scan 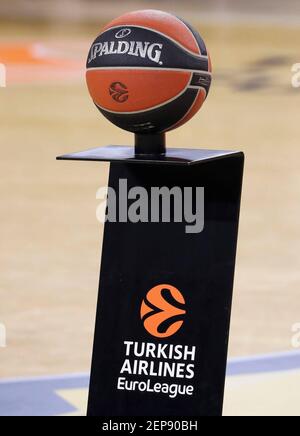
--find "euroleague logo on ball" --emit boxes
[109,82,129,103]
[140,284,186,338]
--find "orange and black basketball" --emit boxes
[86,9,212,134]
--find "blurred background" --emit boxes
[0,0,300,415]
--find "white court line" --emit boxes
[87,67,211,76]
[229,349,300,364]
[0,372,89,385]
[1,350,300,385]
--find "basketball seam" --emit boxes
[174,16,201,56]
[87,67,212,76]
[164,87,207,132]
[176,17,207,57]
[98,25,208,60]
[93,78,193,115]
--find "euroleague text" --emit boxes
[117,341,197,399]
[96,180,205,234]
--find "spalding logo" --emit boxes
[140,284,186,338]
[115,28,132,39]
[109,82,129,103]
[88,41,163,65]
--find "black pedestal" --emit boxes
[57,146,244,417]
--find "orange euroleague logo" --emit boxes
[140,284,186,338]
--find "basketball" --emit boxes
[86,9,212,134]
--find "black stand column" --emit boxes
[57,146,244,417]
